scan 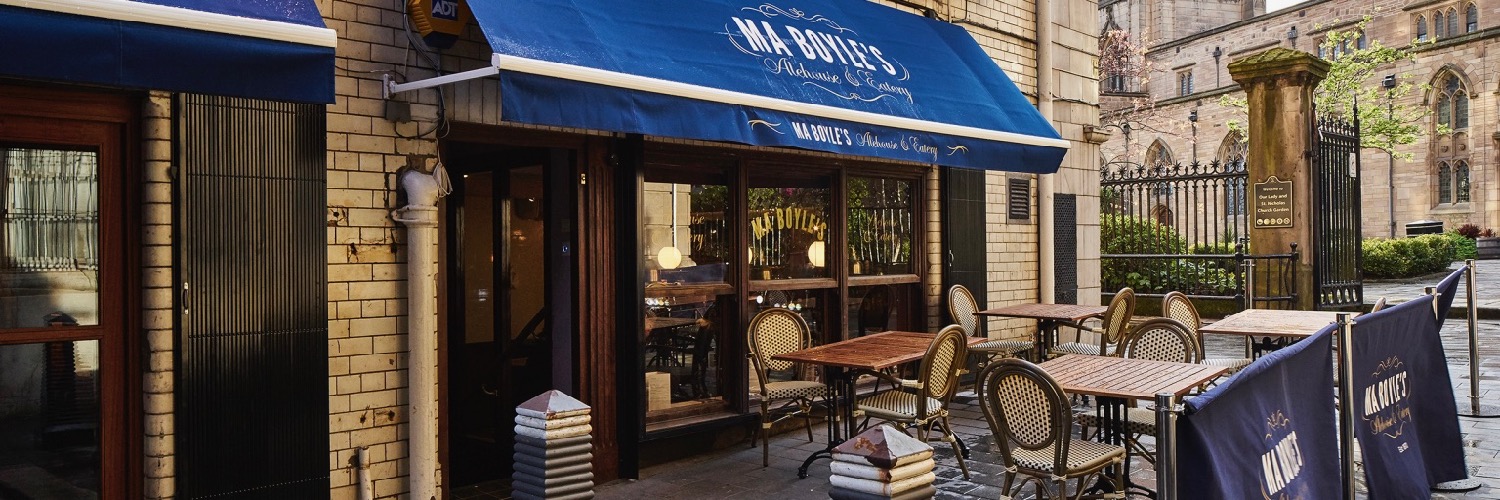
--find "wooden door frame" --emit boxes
[0,83,142,499]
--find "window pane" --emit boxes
[1467,4,1478,32]
[1436,12,1447,37]
[1,147,100,329]
[848,177,914,276]
[1457,162,1471,202]
[1437,95,1451,128]
[1418,17,1428,40]
[1455,93,1469,129]
[643,294,727,418]
[644,174,730,285]
[1449,9,1459,36]
[847,284,918,339]
[0,340,101,495]
[1439,162,1453,204]
[749,181,830,280]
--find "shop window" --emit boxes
[642,167,734,425]
[1,147,100,327]
[847,176,913,276]
[748,177,831,281]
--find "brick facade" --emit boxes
[1102,0,1500,237]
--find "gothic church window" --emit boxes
[1466,3,1478,32]
[1178,70,1194,96]
[1417,16,1428,41]
[1217,132,1248,215]
[1436,11,1447,38]
[1448,8,1460,36]
[1432,71,1471,206]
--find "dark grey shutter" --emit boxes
[942,167,986,331]
[1008,177,1030,221]
[1054,194,1078,304]
[177,95,328,498]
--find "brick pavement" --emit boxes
[596,317,1500,499]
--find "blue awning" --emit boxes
[466,0,1068,171]
[0,0,335,103]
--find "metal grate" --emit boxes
[176,94,328,499]
[1007,177,1030,221]
[1054,194,1077,304]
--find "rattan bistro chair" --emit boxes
[1163,291,1251,384]
[747,307,829,467]
[1370,296,1389,313]
[1079,317,1200,464]
[948,284,1032,359]
[1051,287,1135,358]
[853,325,972,479]
[978,359,1125,499]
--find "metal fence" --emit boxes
[1101,159,1298,308]
[1312,117,1364,308]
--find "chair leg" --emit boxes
[938,417,969,479]
[801,400,814,442]
[761,420,772,467]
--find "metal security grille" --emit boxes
[176,95,328,499]
[1054,194,1077,304]
[1312,117,1364,308]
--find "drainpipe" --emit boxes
[1037,0,1056,305]
[392,165,451,500]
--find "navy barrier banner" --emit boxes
[1434,265,1465,326]
[1350,296,1467,497]
[1179,325,1340,499]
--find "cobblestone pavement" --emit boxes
[597,316,1500,499]
[1365,262,1500,313]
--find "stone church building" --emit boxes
[1100,0,1499,238]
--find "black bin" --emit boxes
[1405,220,1444,236]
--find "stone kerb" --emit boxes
[829,425,937,500]
[512,390,595,500]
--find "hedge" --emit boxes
[1361,234,1456,279]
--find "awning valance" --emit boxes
[0,0,336,103]
[464,0,1068,171]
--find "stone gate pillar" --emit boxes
[1228,48,1329,311]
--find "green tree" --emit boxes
[1222,17,1429,158]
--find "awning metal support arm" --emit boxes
[384,54,501,98]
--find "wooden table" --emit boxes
[1198,309,1352,357]
[975,303,1108,360]
[1039,354,1227,497]
[772,331,986,478]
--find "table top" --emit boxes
[645,317,698,332]
[975,303,1108,322]
[772,331,986,371]
[1197,309,1353,338]
[1038,354,1228,400]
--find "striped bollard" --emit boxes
[829,425,936,500]
[512,390,594,500]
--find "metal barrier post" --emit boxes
[1155,393,1179,500]
[1458,260,1499,418]
[1336,313,1356,500]
[1243,256,1257,358]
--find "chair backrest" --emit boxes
[1121,317,1201,363]
[947,284,980,337]
[977,358,1074,473]
[858,285,893,335]
[917,325,969,403]
[747,308,812,395]
[1162,291,1203,350]
[1101,287,1137,347]
[1370,296,1389,313]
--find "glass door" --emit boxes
[0,110,126,498]
[448,158,553,487]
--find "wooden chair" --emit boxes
[1051,287,1135,358]
[947,284,1031,359]
[1163,291,1251,382]
[978,359,1125,499]
[1079,317,1199,464]
[746,307,829,467]
[1370,296,1388,313]
[853,325,972,479]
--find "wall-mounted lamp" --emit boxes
[1287,26,1299,41]
[1212,46,1223,59]
[1189,110,1199,122]
[1382,74,1397,89]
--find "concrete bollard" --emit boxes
[828,425,936,500]
[512,390,595,500]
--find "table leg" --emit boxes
[797,366,851,479]
[1087,396,1156,498]
[1037,319,1057,362]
